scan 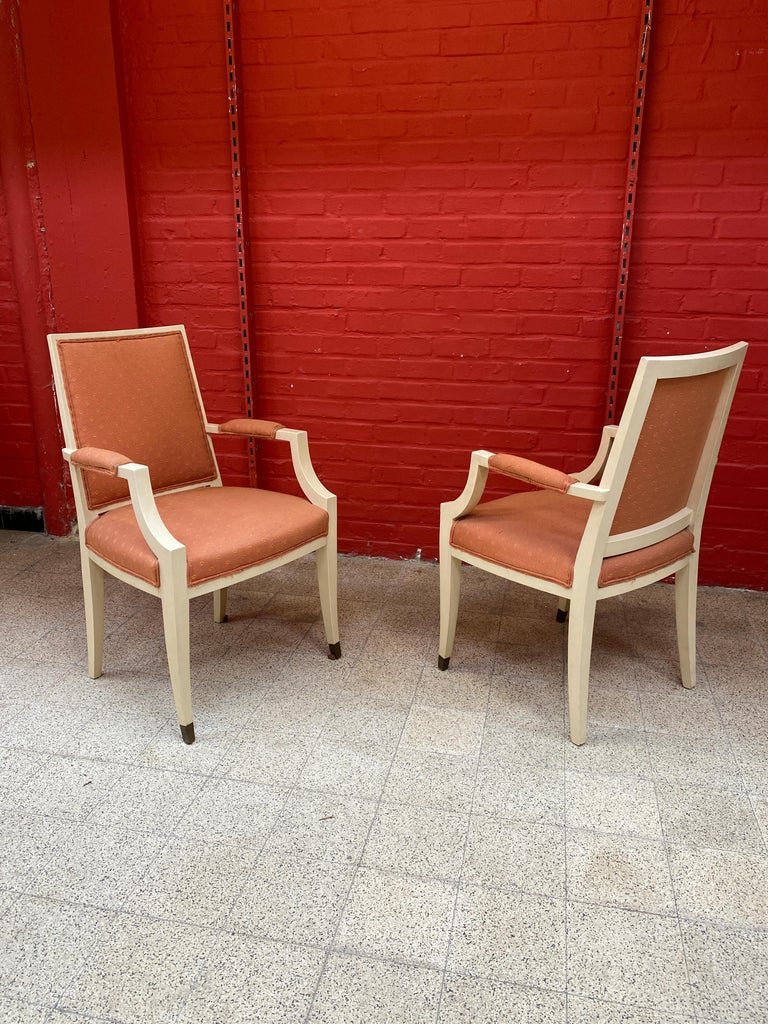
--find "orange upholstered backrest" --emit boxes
[55,329,218,511]
[610,368,728,535]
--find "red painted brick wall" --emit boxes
[0,182,41,508]
[5,0,762,587]
[243,0,638,556]
[114,0,251,484]
[622,0,768,588]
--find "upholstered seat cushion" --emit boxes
[86,486,329,587]
[451,490,694,588]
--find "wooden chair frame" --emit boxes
[48,325,339,744]
[439,342,747,745]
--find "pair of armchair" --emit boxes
[48,327,746,746]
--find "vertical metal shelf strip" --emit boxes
[605,0,654,423]
[224,0,257,483]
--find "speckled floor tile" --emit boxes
[28,822,165,910]
[566,829,676,915]
[383,749,478,813]
[12,754,124,821]
[448,885,566,989]
[565,773,662,840]
[415,667,490,712]
[298,742,393,801]
[322,696,410,756]
[173,776,286,847]
[263,789,378,864]
[567,903,694,1015]
[87,765,205,833]
[336,868,456,967]
[0,997,50,1023]
[439,975,567,1023]
[751,795,768,848]
[475,760,565,826]
[61,914,212,1024]
[400,704,485,757]
[127,837,261,926]
[681,919,768,1023]
[656,781,765,854]
[563,726,650,779]
[230,851,355,946]
[0,897,111,1004]
[640,692,724,739]
[177,933,323,1021]
[0,812,62,892]
[361,802,467,880]
[668,846,768,929]
[2,543,767,1024]
[645,732,744,792]
[308,953,441,1024]
[566,996,696,1022]
[217,730,316,787]
[462,815,566,897]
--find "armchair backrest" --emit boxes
[600,342,747,549]
[48,326,218,512]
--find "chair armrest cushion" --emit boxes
[217,418,285,439]
[488,453,575,494]
[70,446,133,477]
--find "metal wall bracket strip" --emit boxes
[605,0,655,423]
[223,0,258,483]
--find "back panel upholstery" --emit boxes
[610,368,729,536]
[56,330,218,510]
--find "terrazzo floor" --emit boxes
[0,529,767,1023]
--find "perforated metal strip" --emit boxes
[224,1,257,482]
[605,0,655,423]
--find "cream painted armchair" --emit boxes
[48,325,339,744]
[438,343,747,745]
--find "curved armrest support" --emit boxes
[208,418,285,440]
[115,463,185,559]
[274,428,335,510]
[489,453,576,493]
[441,450,494,522]
[68,446,133,477]
[572,425,618,483]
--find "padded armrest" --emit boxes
[70,446,133,477]
[214,418,285,439]
[488,453,576,494]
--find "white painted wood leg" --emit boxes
[438,551,461,670]
[556,597,570,623]
[161,550,194,744]
[675,555,698,689]
[81,552,104,679]
[567,593,597,746]
[316,542,340,658]
[213,587,228,624]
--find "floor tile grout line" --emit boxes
[433,632,500,1023]
[651,767,701,1020]
[301,608,454,1024]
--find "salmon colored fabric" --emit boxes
[57,331,217,511]
[71,447,132,477]
[85,486,329,587]
[218,418,284,438]
[611,369,728,535]
[489,453,576,493]
[451,491,694,588]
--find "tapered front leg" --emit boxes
[81,552,104,679]
[675,555,698,690]
[567,592,597,746]
[438,550,461,670]
[161,550,194,744]
[317,542,340,659]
